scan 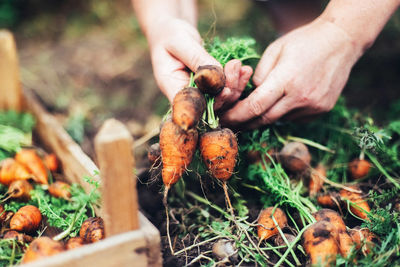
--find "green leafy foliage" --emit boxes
[0,239,24,266]
[65,113,88,144]
[0,111,35,133]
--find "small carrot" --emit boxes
[10,205,42,232]
[314,209,354,258]
[279,142,311,173]
[147,143,161,166]
[22,237,64,263]
[309,164,326,197]
[66,236,85,250]
[3,230,33,243]
[160,120,198,189]
[339,186,370,220]
[15,149,48,184]
[194,65,226,95]
[303,221,340,266]
[0,204,8,223]
[172,87,206,131]
[79,217,105,243]
[257,207,288,241]
[199,128,238,181]
[44,153,59,172]
[348,159,371,180]
[317,193,339,208]
[348,227,376,254]
[0,158,31,185]
[7,180,33,201]
[48,181,71,200]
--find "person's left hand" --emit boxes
[219,17,363,128]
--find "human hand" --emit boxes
[220,17,363,128]
[147,18,220,102]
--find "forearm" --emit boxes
[321,0,399,52]
[132,0,197,43]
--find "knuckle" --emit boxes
[248,98,264,117]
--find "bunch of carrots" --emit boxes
[0,148,104,264]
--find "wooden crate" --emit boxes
[0,30,162,267]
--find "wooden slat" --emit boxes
[21,230,148,267]
[0,30,23,110]
[95,119,139,235]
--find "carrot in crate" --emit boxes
[66,237,85,250]
[48,181,71,199]
[147,143,161,166]
[10,205,42,232]
[309,164,326,197]
[79,217,105,243]
[44,153,59,172]
[3,230,33,243]
[0,158,31,185]
[7,180,33,201]
[257,207,288,240]
[172,87,206,131]
[22,237,64,263]
[194,65,225,95]
[15,149,48,184]
[349,227,376,254]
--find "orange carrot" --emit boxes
[0,158,31,185]
[7,180,33,201]
[314,209,354,258]
[15,149,48,184]
[3,230,33,243]
[317,193,339,208]
[66,237,85,250]
[279,142,311,173]
[309,164,326,197]
[339,186,370,220]
[22,237,64,263]
[160,120,198,188]
[257,207,288,241]
[199,128,238,181]
[148,143,161,166]
[48,181,71,200]
[194,65,226,95]
[44,153,59,172]
[348,159,371,180]
[10,205,42,232]
[303,221,340,266]
[79,217,105,243]
[172,87,206,131]
[0,204,7,223]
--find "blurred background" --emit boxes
[1,0,399,165]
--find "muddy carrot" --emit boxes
[279,142,311,173]
[22,237,64,263]
[314,209,354,258]
[172,87,206,131]
[3,230,33,243]
[349,227,376,254]
[15,149,48,184]
[7,180,33,201]
[10,205,42,232]
[194,65,226,95]
[257,207,288,240]
[79,217,105,243]
[160,120,198,189]
[303,221,340,266]
[309,164,326,197]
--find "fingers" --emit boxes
[220,72,285,125]
[165,35,221,72]
[253,42,282,86]
[214,61,253,111]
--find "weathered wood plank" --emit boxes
[0,30,23,111]
[95,119,140,235]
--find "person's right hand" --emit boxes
[147,18,221,102]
